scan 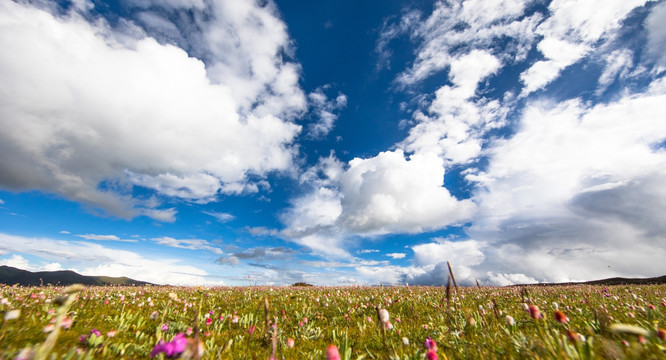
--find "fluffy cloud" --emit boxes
[307,86,348,139]
[0,232,221,285]
[0,254,63,272]
[520,0,648,95]
[284,150,475,257]
[0,0,304,220]
[76,234,137,242]
[464,78,666,284]
[383,0,540,85]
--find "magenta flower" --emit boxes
[161,323,169,331]
[89,328,101,337]
[150,333,188,358]
[424,337,437,351]
[426,349,439,360]
[326,344,341,360]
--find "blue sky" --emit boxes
[1,0,665,286]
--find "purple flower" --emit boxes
[150,333,188,358]
[89,328,101,337]
[424,337,437,351]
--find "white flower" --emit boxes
[4,309,20,321]
[402,337,409,345]
[378,308,389,323]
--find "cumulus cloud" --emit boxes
[0,232,220,285]
[386,253,406,259]
[283,150,475,258]
[0,0,305,220]
[464,78,666,284]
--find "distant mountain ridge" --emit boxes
[0,265,152,286]
[518,275,666,287]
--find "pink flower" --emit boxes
[424,337,437,351]
[528,305,542,320]
[205,318,212,326]
[150,333,187,358]
[248,325,256,335]
[426,349,438,360]
[161,323,169,331]
[107,330,116,338]
[286,338,295,348]
[326,344,341,360]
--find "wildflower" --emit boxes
[378,308,389,323]
[366,316,373,323]
[426,349,438,360]
[554,310,568,324]
[287,338,295,348]
[467,316,475,327]
[43,324,55,333]
[107,330,116,338]
[231,315,239,324]
[648,304,656,310]
[161,323,169,331]
[186,327,193,336]
[402,337,409,345]
[205,318,212,326]
[656,328,666,340]
[14,348,35,360]
[326,344,341,360]
[248,325,256,335]
[150,311,159,320]
[4,309,20,321]
[638,335,646,344]
[424,337,437,351]
[384,321,393,330]
[566,330,579,342]
[90,329,101,337]
[528,305,542,320]
[61,317,73,329]
[150,333,188,358]
[505,315,515,326]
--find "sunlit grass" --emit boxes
[1,284,665,359]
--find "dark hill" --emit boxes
[517,275,666,287]
[0,265,151,286]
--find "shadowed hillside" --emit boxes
[0,265,151,286]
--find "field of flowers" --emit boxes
[1,283,665,359]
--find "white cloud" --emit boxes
[402,50,504,164]
[307,86,347,139]
[520,0,648,95]
[59,230,70,234]
[0,198,4,204]
[0,0,304,220]
[597,49,634,93]
[0,254,63,272]
[203,211,235,223]
[388,0,540,85]
[464,78,666,284]
[0,232,220,285]
[151,237,223,254]
[386,253,406,259]
[76,234,137,242]
[646,1,666,70]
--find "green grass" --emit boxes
[1,284,665,359]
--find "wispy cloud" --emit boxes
[76,234,138,242]
[203,211,235,223]
[151,237,223,255]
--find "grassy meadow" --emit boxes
[1,283,665,359]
